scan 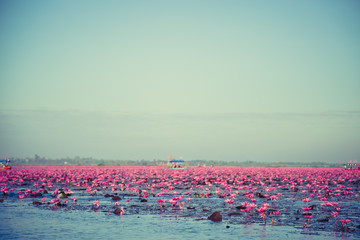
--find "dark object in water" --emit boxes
[140,199,147,202]
[228,212,241,216]
[325,191,331,198]
[236,205,246,210]
[55,202,65,207]
[318,218,330,222]
[255,192,266,198]
[33,201,42,205]
[208,211,222,222]
[112,196,121,201]
[31,192,43,197]
[114,208,123,215]
[57,192,67,199]
[0,199,4,202]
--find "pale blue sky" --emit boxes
[0,1,359,162]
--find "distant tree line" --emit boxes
[7,155,343,168]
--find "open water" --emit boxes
[1,166,359,239]
[0,198,355,240]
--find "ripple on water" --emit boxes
[0,203,357,240]
[1,166,359,240]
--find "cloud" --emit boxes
[1,109,359,125]
[1,109,359,160]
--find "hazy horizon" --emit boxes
[1,1,359,163]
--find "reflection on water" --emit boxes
[0,200,356,240]
[261,225,267,240]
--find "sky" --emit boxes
[0,0,359,163]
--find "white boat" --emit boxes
[169,159,187,169]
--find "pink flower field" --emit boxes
[1,166,359,236]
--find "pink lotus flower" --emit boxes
[50,198,60,204]
[120,207,125,216]
[269,195,278,201]
[93,200,100,207]
[331,211,339,218]
[178,201,186,209]
[169,199,177,207]
[241,207,252,213]
[157,199,166,210]
[3,163,360,232]
[227,199,234,205]
[257,207,267,213]
[302,207,312,212]
[52,188,59,196]
[272,210,280,216]
[241,201,249,207]
[259,212,267,224]
[340,219,350,226]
